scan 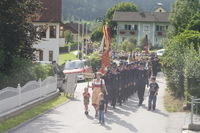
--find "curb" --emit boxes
[6,95,71,133]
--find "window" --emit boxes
[156,25,159,31]
[134,25,138,31]
[39,50,43,61]
[49,51,53,61]
[156,25,168,31]
[124,25,131,30]
[166,25,168,30]
[50,26,56,38]
[40,30,46,38]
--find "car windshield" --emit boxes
[65,61,84,70]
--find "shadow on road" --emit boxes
[105,112,138,132]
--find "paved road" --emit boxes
[9,73,185,133]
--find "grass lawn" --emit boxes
[164,89,185,112]
[59,51,77,65]
[0,93,68,133]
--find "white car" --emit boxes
[63,60,93,81]
[156,49,165,56]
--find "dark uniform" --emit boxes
[137,65,148,106]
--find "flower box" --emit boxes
[120,31,126,34]
[130,31,135,35]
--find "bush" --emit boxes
[91,27,103,42]
[59,42,79,53]
[161,30,200,98]
[184,47,200,98]
[0,58,53,89]
[86,52,101,72]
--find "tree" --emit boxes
[0,0,42,72]
[90,27,103,42]
[105,2,138,37]
[161,30,200,98]
[121,37,137,52]
[64,30,73,44]
[187,12,200,32]
[169,0,200,36]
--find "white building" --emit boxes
[32,0,65,63]
[113,11,170,48]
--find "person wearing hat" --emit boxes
[148,77,159,110]
[91,72,107,117]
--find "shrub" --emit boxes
[0,58,53,89]
[86,52,101,72]
[161,31,200,97]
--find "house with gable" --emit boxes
[113,11,170,48]
[32,0,65,63]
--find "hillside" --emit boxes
[62,0,176,21]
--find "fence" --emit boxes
[190,96,200,125]
[0,76,57,116]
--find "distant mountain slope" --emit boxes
[62,0,176,21]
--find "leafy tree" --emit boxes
[64,30,74,44]
[187,12,200,32]
[169,0,200,36]
[0,0,42,72]
[161,30,200,98]
[121,37,137,52]
[90,27,103,42]
[105,2,138,37]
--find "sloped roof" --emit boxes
[113,12,170,23]
[33,0,62,22]
[61,22,91,34]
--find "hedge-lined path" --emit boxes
[9,73,185,133]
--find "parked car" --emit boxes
[63,60,93,81]
[156,49,165,56]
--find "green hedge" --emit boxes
[0,58,53,89]
[161,30,200,98]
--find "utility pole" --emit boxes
[82,22,84,59]
[78,20,80,59]
[85,23,88,55]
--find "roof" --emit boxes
[113,12,170,23]
[61,22,91,35]
[33,0,62,22]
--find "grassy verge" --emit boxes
[0,93,68,133]
[59,51,77,65]
[164,89,185,112]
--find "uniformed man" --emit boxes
[137,63,148,106]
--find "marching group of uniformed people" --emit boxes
[102,55,160,109]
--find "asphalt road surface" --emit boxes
[9,73,185,133]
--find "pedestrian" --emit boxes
[148,77,159,111]
[83,87,90,115]
[91,72,106,118]
[137,63,148,106]
[98,93,106,125]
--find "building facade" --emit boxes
[113,12,170,48]
[32,0,65,63]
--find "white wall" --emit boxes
[117,21,169,47]
[33,22,65,63]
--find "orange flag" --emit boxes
[99,25,112,74]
